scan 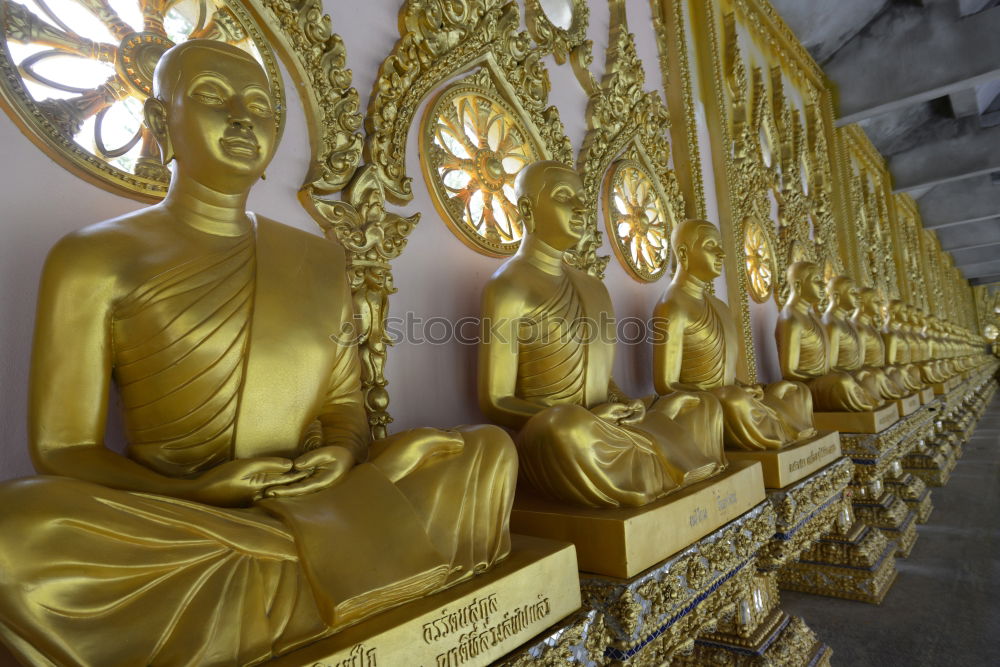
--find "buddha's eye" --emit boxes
[192,86,225,105]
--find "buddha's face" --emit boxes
[522,165,585,250]
[860,289,880,316]
[153,43,276,193]
[838,280,859,310]
[683,224,725,280]
[796,266,824,306]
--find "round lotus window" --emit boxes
[0,0,283,200]
[420,82,539,256]
[743,216,775,302]
[602,160,671,282]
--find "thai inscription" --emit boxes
[788,443,838,473]
[426,595,552,667]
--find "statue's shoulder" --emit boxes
[252,214,347,271]
[43,209,162,282]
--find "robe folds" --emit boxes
[0,217,516,666]
[513,272,725,509]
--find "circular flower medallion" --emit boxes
[743,216,775,303]
[602,160,671,282]
[0,0,283,201]
[421,84,538,256]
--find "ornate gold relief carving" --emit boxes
[420,69,540,256]
[0,0,283,199]
[366,0,571,205]
[692,0,845,382]
[576,0,682,280]
[523,0,587,64]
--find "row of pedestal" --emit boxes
[275,363,1000,667]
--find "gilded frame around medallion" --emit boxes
[576,0,685,280]
[418,67,544,257]
[690,0,847,382]
[0,0,286,201]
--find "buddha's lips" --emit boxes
[220,136,258,156]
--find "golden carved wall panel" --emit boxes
[839,125,900,306]
[743,215,775,302]
[0,0,283,199]
[420,71,540,256]
[691,0,846,382]
[576,0,684,280]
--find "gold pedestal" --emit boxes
[887,472,933,523]
[270,536,581,667]
[727,431,841,489]
[933,376,962,395]
[895,393,921,418]
[579,502,777,664]
[903,443,956,486]
[813,403,899,434]
[511,461,766,578]
[780,520,898,604]
[853,489,918,557]
[919,387,935,404]
[497,609,607,666]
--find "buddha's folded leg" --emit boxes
[763,381,816,440]
[853,370,886,407]
[390,425,516,586]
[808,372,877,412]
[517,405,673,508]
[712,385,788,451]
[644,391,726,482]
[0,476,328,667]
[862,367,904,400]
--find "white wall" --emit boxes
[0,0,743,479]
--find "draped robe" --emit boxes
[679,300,814,451]
[0,217,516,667]
[513,271,725,509]
[828,317,901,404]
[797,313,877,412]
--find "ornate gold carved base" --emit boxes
[676,611,832,667]
[270,536,580,667]
[903,444,956,487]
[511,461,766,578]
[886,472,934,523]
[496,609,607,666]
[726,431,842,489]
[780,521,898,604]
[579,502,776,664]
[813,403,900,434]
[852,488,918,557]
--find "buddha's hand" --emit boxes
[743,383,765,401]
[192,458,309,506]
[261,446,355,499]
[591,399,645,425]
[370,428,464,483]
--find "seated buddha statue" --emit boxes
[851,287,910,397]
[821,276,901,404]
[477,161,726,509]
[882,300,925,391]
[912,308,948,384]
[775,261,877,412]
[0,41,517,666]
[652,219,815,451]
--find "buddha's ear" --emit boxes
[144,97,174,164]
[676,244,688,270]
[518,196,535,234]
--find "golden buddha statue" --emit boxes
[851,287,910,397]
[477,161,725,509]
[912,308,948,384]
[882,299,925,391]
[821,276,901,404]
[0,41,518,666]
[652,219,815,451]
[775,261,877,412]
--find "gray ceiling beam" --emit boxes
[969,274,1000,286]
[940,238,1000,253]
[953,258,1000,278]
[890,122,1000,192]
[916,175,1000,227]
[827,3,1000,125]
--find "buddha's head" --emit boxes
[787,261,823,306]
[515,160,585,251]
[858,287,881,317]
[145,39,277,194]
[827,275,858,311]
[671,219,724,281]
[887,299,905,325]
